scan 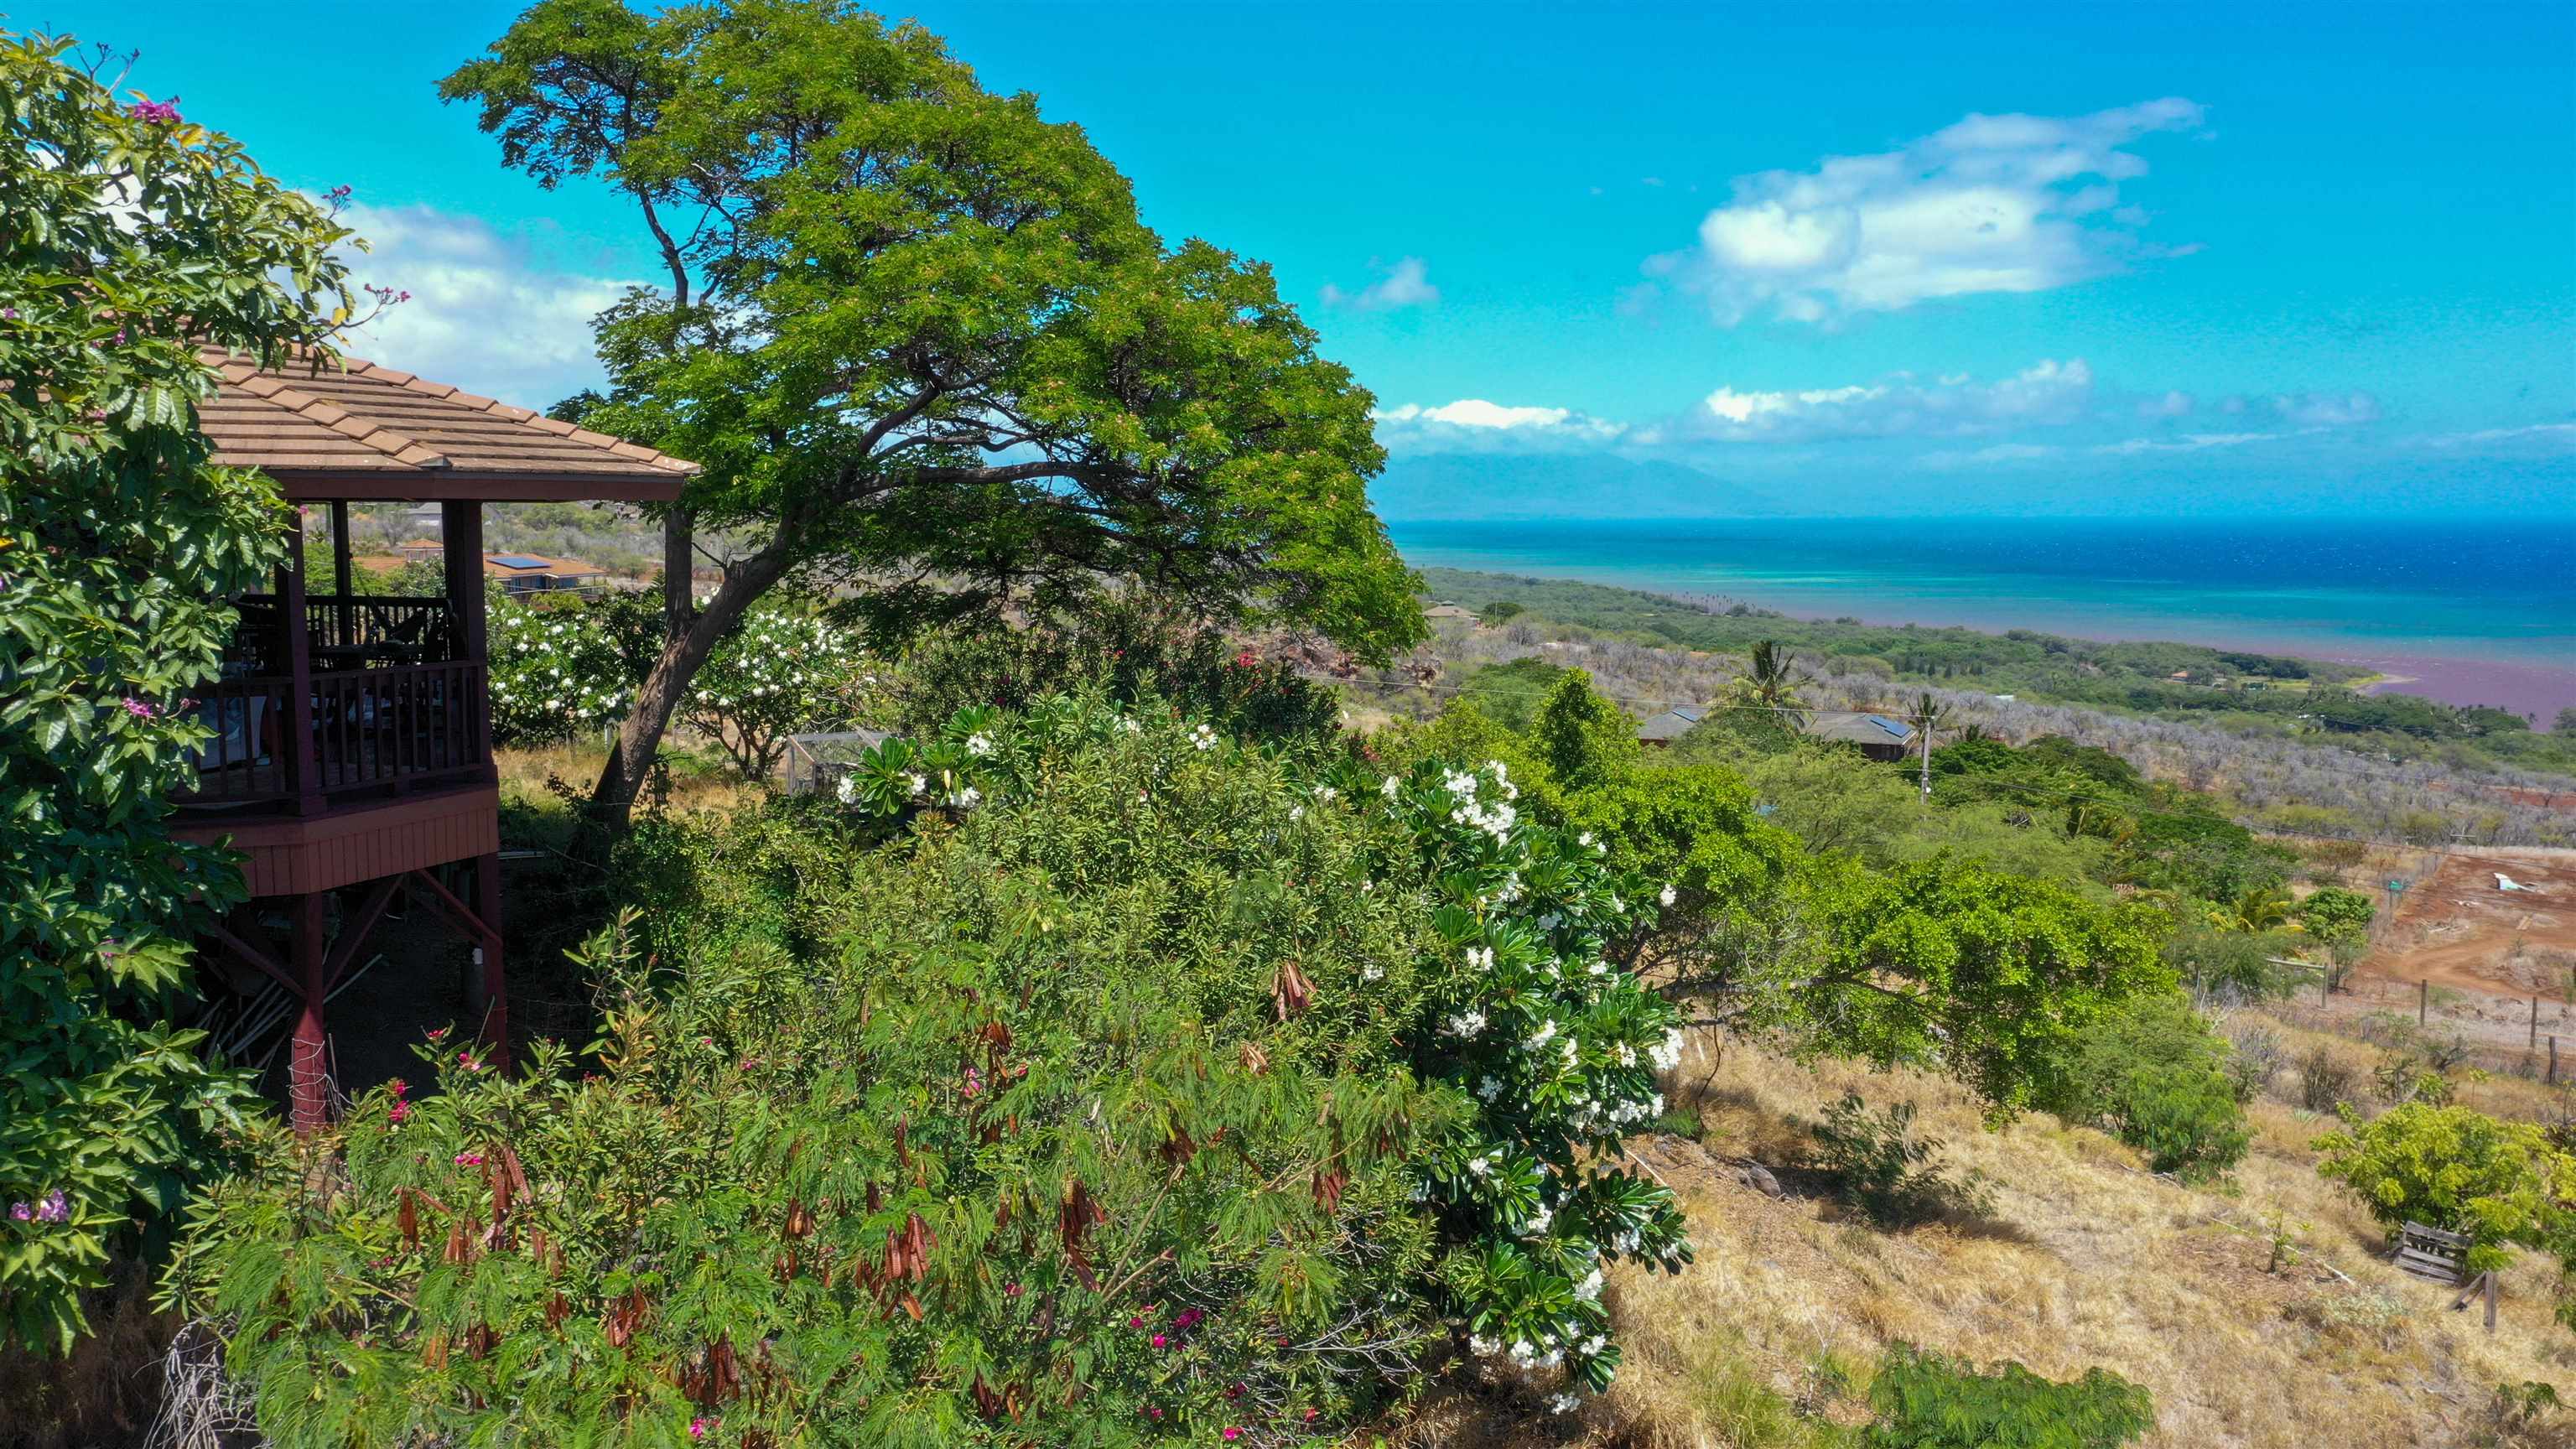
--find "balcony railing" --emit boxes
[229,594,461,675]
[178,659,491,809]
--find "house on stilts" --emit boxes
[173,347,692,1128]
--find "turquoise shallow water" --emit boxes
[1388,516,2576,717]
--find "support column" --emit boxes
[280,509,321,815]
[287,891,331,1130]
[473,851,508,1067]
[329,499,354,647]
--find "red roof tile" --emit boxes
[197,347,695,502]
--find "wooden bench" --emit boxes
[2391,1221,2470,1285]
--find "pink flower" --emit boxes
[1128,1316,1145,1329]
[8,1202,29,1222]
[120,698,154,719]
[454,1152,484,1167]
[1173,1307,1204,1330]
[1222,1429,1243,1442]
[388,1101,411,1124]
[1003,1281,1022,1298]
[37,1191,66,1223]
[127,97,181,124]
[1150,1333,1167,1349]
[688,1417,714,1441]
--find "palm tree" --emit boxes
[2218,885,2299,934]
[1730,640,1811,728]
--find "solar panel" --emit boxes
[490,555,551,569]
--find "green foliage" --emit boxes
[1456,657,1566,734]
[1795,859,2173,1116]
[2063,996,2251,1179]
[1532,669,1640,792]
[441,0,1423,823]
[0,29,355,1351]
[1810,1096,1993,1229]
[2295,886,2376,948]
[2313,1103,2576,1278]
[488,589,876,771]
[1863,1344,2154,1449]
[486,593,635,745]
[891,598,1340,746]
[174,695,1699,1435]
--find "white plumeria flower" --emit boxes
[1469,1334,1499,1356]
[1526,1020,1558,1050]
[1120,717,1140,735]
[1575,1269,1603,1301]
[905,772,927,797]
[1547,1393,1580,1415]
[1289,805,1305,822]
[1191,723,1218,750]
[835,773,860,805]
[1465,945,1494,972]
[1361,963,1384,982]
[1446,1009,1488,1037]
[965,733,994,756]
[1476,1075,1501,1101]
[1312,783,1337,802]
[1659,883,1677,907]
[1577,831,1594,847]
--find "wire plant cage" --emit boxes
[782,729,893,799]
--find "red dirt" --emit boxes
[2355,848,2576,999]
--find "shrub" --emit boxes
[1863,1344,2153,1449]
[2064,996,2250,1179]
[169,695,1697,1436]
[1810,1096,1993,1228]
[891,597,1341,745]
[2221,1018,2288,1099]
[2296,886,2376,949]
[2313,1103,2576,1279]
[2299,1046,2361,1113]
[0,30,353,1351]
[486,591,634,744]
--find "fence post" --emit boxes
[2533,997,2542,1049]
[2550,1036,2559,1087]
[2419,979,2428,1026]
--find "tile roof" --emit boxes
[197,346,694,502]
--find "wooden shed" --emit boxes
[174,346,692,1127]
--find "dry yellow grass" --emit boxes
[495,740,766,823]
[1412,1017,2573,1448]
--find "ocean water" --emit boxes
[1386,516,2576,718]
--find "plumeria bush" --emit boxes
[171,693,1701,1439]
[490,590,879,769]
[486,591,635,745]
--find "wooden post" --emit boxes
[2486,1270,2498,1333]
[279,509,321,815]
[2418,979,2428,1025]
[473,851,508,1068]
[2533,997,2542,1049]
[287,891,330,1130]
[329,498,354,648]
[2550,1036,2559,1087]
[440,501,495,778]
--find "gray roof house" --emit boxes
[1802,712,1917,761]
[1637,704,1709,746]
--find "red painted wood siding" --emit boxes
[171,785,500,897]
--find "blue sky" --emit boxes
[49,0,2576,513]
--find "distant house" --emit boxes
[482,553,607,594]
[1423,603,1480,624]
[1637,704,1709,747]
[1802,712,1917,761]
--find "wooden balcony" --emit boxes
[177,656,491,810]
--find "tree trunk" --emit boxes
[589,532,792,838]
[662,506,695,637]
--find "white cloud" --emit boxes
[2415,421,2576,449]
[2090,431,2277,455]
[2269,391,2380,427]
[331,201,641,407]
[1321,256,1440,311]
[1374,398,1625,452]
[1654,98,2206,325]
[2141,389,2194,418]
[1685,358,2095,442]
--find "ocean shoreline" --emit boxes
[1389,516,2575,723]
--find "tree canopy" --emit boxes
[0,29,355,1349]
[440,0,1423,824]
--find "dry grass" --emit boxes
[494,740,766,825]
[1420,1021,2573,1449]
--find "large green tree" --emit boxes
[441,0,1424,829]
[0,30,356,1348]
